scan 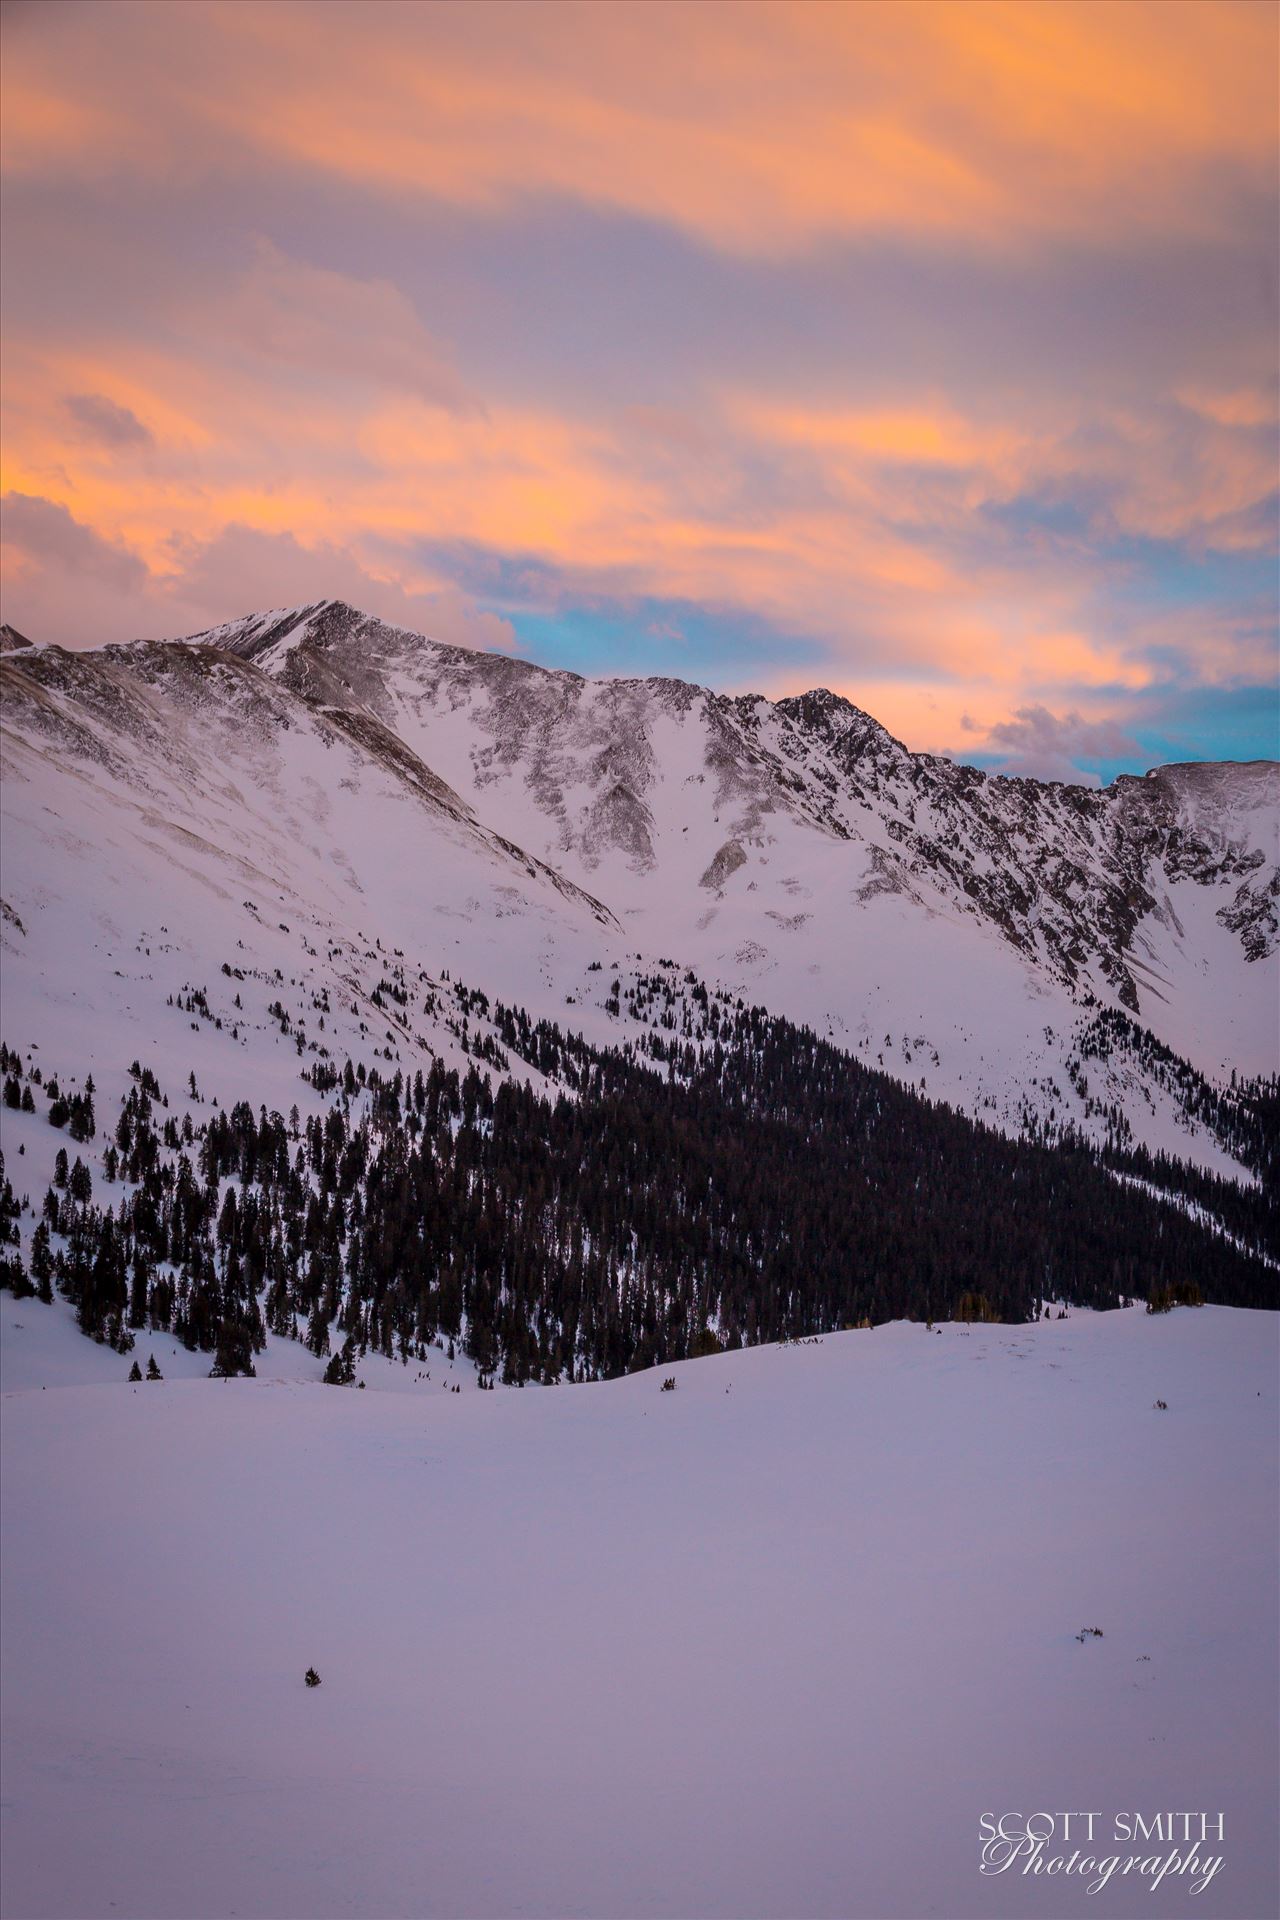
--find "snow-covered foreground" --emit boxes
[2,1305,1276,1920]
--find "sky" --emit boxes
[1,0,1276,784]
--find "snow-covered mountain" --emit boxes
[2,599,1276,1176]
[202,601,1278,1019]
[206,601,1278,1159]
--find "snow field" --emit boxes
[2,1303,1276,1919]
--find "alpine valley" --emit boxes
[0,598,1275,1381]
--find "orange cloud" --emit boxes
[0,74,123,174]
[6,309,1270,711]
[1177,387,1278,430]
[3,1,1274,255]
[733,399,1030,469]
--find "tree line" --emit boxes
[0,996,1275,1385]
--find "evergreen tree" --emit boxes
[323,1337,357,1385]
[30,1221,54,1303]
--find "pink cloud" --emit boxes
[0,498,515,656]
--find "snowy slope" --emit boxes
[2,1303,1276,1919]
[0,638,617,1139]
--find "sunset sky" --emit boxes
[2,0,1276,781]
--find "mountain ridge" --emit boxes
[170,599,1278,1040]
[184,594,1274,798]
[1,600,1276,1184]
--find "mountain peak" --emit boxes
[775,686,908,755]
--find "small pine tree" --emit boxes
[128,1360,142,1382]
[304,1300,330,1358]
[146,1354,163,1380]
[209,1321,256,1378]
[30,1221,54,1303]
[323,1337,357,1386]
[0,1251,33,1298]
